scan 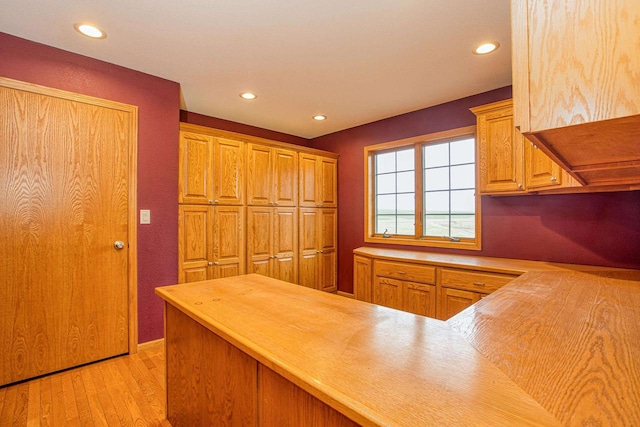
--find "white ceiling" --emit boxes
[0,0,512,138]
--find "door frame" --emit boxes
[0,76,139,353]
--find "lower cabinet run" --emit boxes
[354,248,520,320]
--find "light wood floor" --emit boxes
[0,340,170,426]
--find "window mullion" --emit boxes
[414,142,423,239]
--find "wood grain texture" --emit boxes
[178,205,212,283]
[0,80,134,386]
[212,137,244,205]
[527,0,640,130]
[0,340,169,427]
[273,148,298,207]
[258,364,358,427]
[165,304,256,426]
[157,274,561,426]
[449,270,640,426]
[178,131,213,204]
[212,205,245,278]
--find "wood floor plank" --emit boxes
[0,341,167,427]
[26,379,40,426]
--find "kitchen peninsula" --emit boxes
[156,268,640,426]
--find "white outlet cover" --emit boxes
[140,209,151,224]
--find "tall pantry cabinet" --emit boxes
[178,123,338,292]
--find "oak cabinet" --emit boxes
[247,144,298,207]
[179,133,245,205]
[353,255,373,303]
[178,205,245,283]
[373,260,437,318]
[354,249,518,320]
[247,206,297,284]
[472,99,579,195]
[299,154,337,208]
[299,208,337,292]
[178,124,338,290]
[438,288,480,321]
[511,0,640,186]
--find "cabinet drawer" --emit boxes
[440,269,517,294]
[374,260,436,285]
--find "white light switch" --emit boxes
[140,209,151,224]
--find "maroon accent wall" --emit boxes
[310,87,640,293]
[180,110,309,146]
[0,32,180,343]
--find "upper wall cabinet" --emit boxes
[179,132,244,205]
[247,144,298,207]
[472,99,579,195]
[299,154,337,208]
[511,0,640,187]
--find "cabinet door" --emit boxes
[179,132,213,204]
[212,206,245,278]
[213,138,244,205]
[247,144,273,206]
[298,208,319,289]
[299,154,318,207]
[319,208,337,292]
[353,255,372,303]
[475,101,525,194]
[373,277,403,311]
[273,207,297,284]
[438,288,480,320]
[319,157,337,208]
[273,149,298,207]
[178,205,212,283]
[524,139,580,191]
[404,282,436,318]
[246,207,273,277]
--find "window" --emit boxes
[365,126,481,250]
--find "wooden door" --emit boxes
[474,101,525,194]
[273,207,297,284]
[246,207,273,277]
[273,148,297,207]
[212,206,245,278]
[353,255,372,303]
[178,205,213,283]
[319,209,337,292]
[373,277,403,310]
[404,283,436,318]
[525,139,563,190]
[438,288,480,320]
[319,157,337,208]
[298,208,319,289]
[0,79,136,386]
[298,154,318,207]
[213,138,244,205]
[179,131,213,204]
[247,144,273,206]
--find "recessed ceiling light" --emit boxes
[74,23,107,39]
[473,42,499,55]
[313,115,327,121]
[240,92,257,100]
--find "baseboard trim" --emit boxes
[337,291,355,299]
[137,338,164,352]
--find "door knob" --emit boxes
[113,241,125,250]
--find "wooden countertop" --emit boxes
[353,247,632,276]
[448,269,640,426]
[156,274,559,426]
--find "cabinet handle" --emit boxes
[274,201,279,205]
[473,281,486,287]
[208,262,213,266]
[517,183,523,190]
[214,199,220,203]
[398,271,407,275]
[214,261,219,266]
[270,255,275,259]
[208,200,214,204]
[550,177,557,182]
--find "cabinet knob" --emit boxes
[208,200,214,204]
[208,262,213,266]
[550,177,557,182]
[214,199,219,203]
[214,261,219,266]
[274,201,279,205]
[270,255,275,259]
[517,183,523,189]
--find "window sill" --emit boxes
[364,235,481,251]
